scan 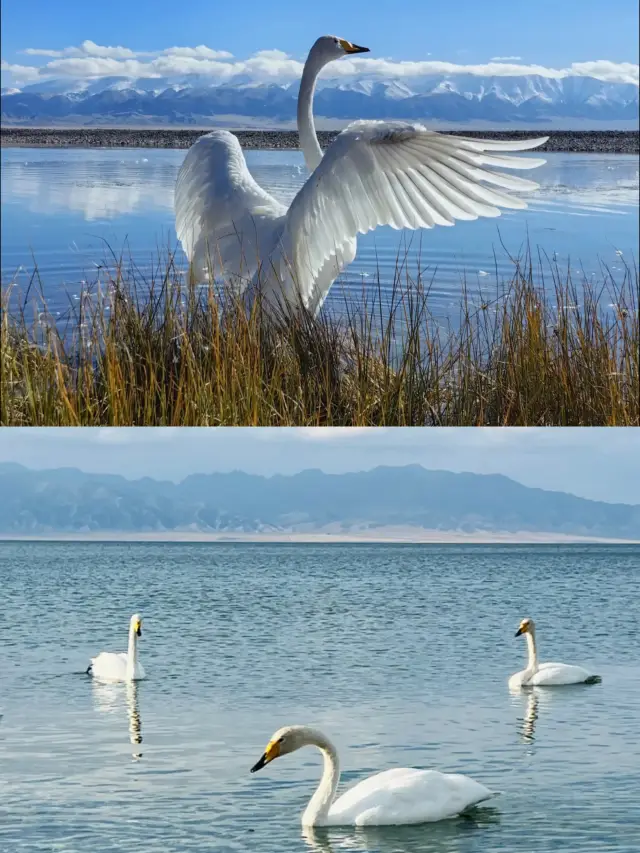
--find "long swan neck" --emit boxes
[525,630,538,672]
[301,731,340,826]
[126,626,138,677]
[297,56,324,173]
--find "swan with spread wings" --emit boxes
[175,36,548,316]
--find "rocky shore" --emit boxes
[2,127,639,153]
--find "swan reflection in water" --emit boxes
[510,686,545,745]
[91,679,143,760]
[301,807,501,853]
[521,690,540,743]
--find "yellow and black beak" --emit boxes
[135,623,142,637]
[515,626,526,637]
[250,752,268,773]
[340,40,369,55]
[250,739,280,773]
[515,627,523,637]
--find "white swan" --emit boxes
[250,725,496,826]
[175,35,548,316]
[87,614,146,682]
[509,617,601,688]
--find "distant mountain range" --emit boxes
[2,73,638,127]
[1,463,638,540]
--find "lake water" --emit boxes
[1,541,639,853]
[1,147,638,320]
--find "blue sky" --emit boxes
[0,428,638,504]
[2,0,638,88]
[2,0,638,64]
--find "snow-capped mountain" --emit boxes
[2,73,638,125]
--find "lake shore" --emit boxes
[1,529,638,544]
[2,127,639,153]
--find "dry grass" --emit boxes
[1,245,638,426]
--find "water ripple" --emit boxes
[0,542,639,852]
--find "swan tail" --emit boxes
[460,790,499,815]
[477,790,500,802]
[584,674,602,684]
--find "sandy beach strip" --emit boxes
[2,127,638,153]
[1,529,637,544]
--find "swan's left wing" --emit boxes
[284,121,547,310]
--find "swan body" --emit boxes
[88,614,146,682]
[175,36,548,316]
[251,725,496,826]
[509,617,601,689]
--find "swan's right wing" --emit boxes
[284,122,547,309]
[175,130,286,284]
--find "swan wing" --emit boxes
[508,669,528,689]
[530,662,599,685]
[175,130,286,285]
[284,121,548,309]
[327,767,495,826]
[90,651,128,681]
[304,238,357,316]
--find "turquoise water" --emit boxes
[1,541,639,852]
[1,147,638,319]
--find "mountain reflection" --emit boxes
[1,149,304,221]
[2,148,638,223]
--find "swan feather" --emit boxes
[326,766,496,826]
[174,37,547,317]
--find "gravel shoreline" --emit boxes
[2,127,639,153]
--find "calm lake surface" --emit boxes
[1,147,638,319]
[1,541,639,853]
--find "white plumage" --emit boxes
[175,36,548,316]
[251,725,496,826]
[509,617,601,688]
[324,766,496,826]
[88,613,146,682]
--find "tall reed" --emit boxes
[2,244,637,426]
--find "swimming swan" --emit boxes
[87,614,146,682]
[509,617,601,688]
[175,35,548,316]
[250,725,496,826]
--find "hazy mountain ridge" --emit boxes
[3,73,638,125]
[1,463,638,538]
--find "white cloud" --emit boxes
[0,59,40,82]
[44,56,149,78]
[568,60,639,84]
[161,46,233,59]
[24,40,135,60]
[2,42,638,87]
[23,48,67,58]
[78,40,135,59]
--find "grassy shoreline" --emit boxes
[2,127,639,153]
[2,246,638,427]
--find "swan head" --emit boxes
[130,613,143,637]
[250,725,313,772]
[310,35,369,66]
[515,617,535,637]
